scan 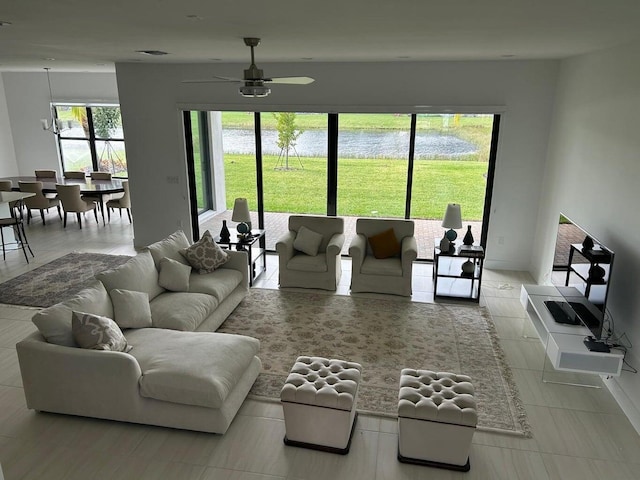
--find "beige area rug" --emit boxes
[219,289,531,437]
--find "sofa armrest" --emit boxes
[326,233,345,257]
[16,332,143,413]
[348,234,367,269]
[219,250,249,288]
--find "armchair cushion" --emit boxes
[293,226,324,256]
[368,228,401,259]
[72,311,132,352]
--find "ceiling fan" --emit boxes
[183,37,315,98]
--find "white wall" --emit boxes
[115,60,558,256]
[531,38,640,428]
[2,72,119,176]
[0,75,18,176]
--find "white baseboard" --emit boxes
[603,372,640,435]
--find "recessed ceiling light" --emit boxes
[396,56,411,59]
[42,57,56,61]
[136,50,169,56]
[501,54,515,58]
[301,57,313,61]
[186,15,204,20]
[0,21,12,27]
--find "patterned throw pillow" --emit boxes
[180,230,229,274]
[71,311,132,352]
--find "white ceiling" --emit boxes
[1,0,640,72]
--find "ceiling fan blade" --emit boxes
[181,75,243,84]
[267,76,315,85]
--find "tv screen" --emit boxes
[551,213,614,340]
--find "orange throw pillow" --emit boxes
[368,228,401,259]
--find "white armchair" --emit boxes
[349,218,417,296]
[276,216,345,291]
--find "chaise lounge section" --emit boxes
[17,230,261,434]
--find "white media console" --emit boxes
[520,284,624,377]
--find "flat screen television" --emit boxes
[550,213,615,340]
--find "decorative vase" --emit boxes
[463,225,474,246]
[461,259,475,275]
[219,220,230,242]
[582,236,594,251]
[439,235,451,252]
[588,264,606,283]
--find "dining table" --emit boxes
[0,176,126,226]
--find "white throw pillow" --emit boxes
[147,230,191,268]
[109,289,152,329]
[158,257,191,292]
[72,311,132,352]
[96,251,164,301]
[180,230,229,274]
[293,226,323,256]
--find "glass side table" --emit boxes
[215,229,266,286]
[433,239,485,302]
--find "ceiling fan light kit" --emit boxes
[239,84,271,98]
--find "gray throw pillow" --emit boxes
[110,289,152,329]
[158,257,191,292]
[72,311,132,352]
[293,225,323,256]
[180,230,229,274]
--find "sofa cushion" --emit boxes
[368,228,401,259]
[96,251,164,301]
[110,289,153,329]
[72,311,132,352]
[293,226,323,256]
[32,280,113,347]
[147,230,191,268]
[188,268,243,302]
[125,328,260,409]
[287,253,328,273]
[158,257,191,292]
[149,292,218,331]
[180,230,229,274]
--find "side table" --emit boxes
[215,229,266,286]
[433,240,484,302]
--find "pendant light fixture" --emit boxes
[40,67,71,134]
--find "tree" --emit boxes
[273,112,303,170]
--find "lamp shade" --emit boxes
[442,203,462,229]
[231,198,251,224]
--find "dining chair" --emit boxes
[63,171,86,179]
[55,184,98,229]
[18,181,62,225]
[90,172,112,180]
[34,169,57,179]
[106,180,131,223]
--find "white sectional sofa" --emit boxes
[16,231,261,434]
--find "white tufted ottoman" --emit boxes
[397,369,477,471]
[280,356,362,454]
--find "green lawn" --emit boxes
[224,154,487,220]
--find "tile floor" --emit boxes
[0,213,639,479]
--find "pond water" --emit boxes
[221,129,477,158]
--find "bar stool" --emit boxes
[0,212,34,263]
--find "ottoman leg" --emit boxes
[284,412,358,455]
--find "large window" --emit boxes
[186,110,498,259]
[55,105,127,176]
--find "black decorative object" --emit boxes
[219,220,230,242]
[461,259,475,275]
[582,236,594,251]
[463,225,474,246]
[588,264,606,283]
